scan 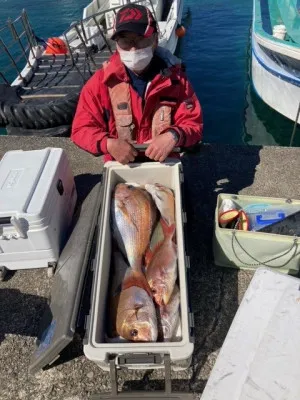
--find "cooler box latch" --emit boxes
[0,216,27,239]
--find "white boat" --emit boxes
[251,0,300,124]
[79,0,183,54]
[0,0,184,135]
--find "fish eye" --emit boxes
[127,185,134,190]
[130,329,138,337]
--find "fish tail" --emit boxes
[161,217,176,239]
[122,268,153,299]
[131,257,143,272]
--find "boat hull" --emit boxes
[82,0,184,55]
[160,0,184,54]
[251,0,300,124]
[252,35,300,124]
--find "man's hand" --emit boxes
[145,132,178,162]
[107,138,138,164]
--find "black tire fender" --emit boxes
[0,93,79,129]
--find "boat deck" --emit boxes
[0,137,299,399]
[18,45,114,105]
[0,10,115,108]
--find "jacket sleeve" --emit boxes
[164,72,203,148]
[71,76,109,155]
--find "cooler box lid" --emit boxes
[0,148,52,215]
[201,267,300,399]
[29,178,103,374]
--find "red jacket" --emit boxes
[71,49,203,161]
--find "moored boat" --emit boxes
[81,0,183,54]
[251,0,300,124]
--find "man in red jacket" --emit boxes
[71,4,203,164]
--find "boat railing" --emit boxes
[62,0,161,48]
[60,0,159,67]
[0,10,38,85]
[75,0,158,29]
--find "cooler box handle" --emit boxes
[90,354,195,399]
[0,216,27,238]
[0,217,12,225]
[133,144,181,152]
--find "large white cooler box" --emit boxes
[84,161,194,371]
[201,267,300,400]
[0,147,77,273]
[29,161,194,376]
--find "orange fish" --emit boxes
[109,251,158,342]
[145,218,178,306]
[145,183,175,226]
[111,183,157,270]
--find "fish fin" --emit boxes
[144,246,154,268]
[145,237,164,269]
[122,269,153,299]
[144,242,163,269]
[160,218,176,239]
[118,202,133,225]
[115,194,138,229]
[147,219,166,257]
[131,256,143,272]
[172,233,177,244]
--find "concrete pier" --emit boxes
[0,136,299,400]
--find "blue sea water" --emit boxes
[0,0,88,38]
[0,0,299,146]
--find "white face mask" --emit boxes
[118,45,154,72]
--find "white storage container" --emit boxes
[83,161,194,371]
[201,267,300,400]
[0,147,77,276]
